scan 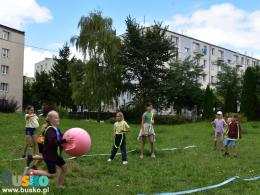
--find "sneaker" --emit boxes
[26,154,33,166]
[107,158,112,162]
[151,153,156,158]
[122,161,128,165]
[23,167,30,175]
[140,154,144,159]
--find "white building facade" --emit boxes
[167,30,259,88]
[34,58,54,75]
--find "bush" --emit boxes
[56,106,69,118]
[155,115,191,125]
[225,112,247,123]
[0,96,19,113]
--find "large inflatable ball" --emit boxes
[62,128,92,157]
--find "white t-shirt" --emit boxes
[25,114,39,128]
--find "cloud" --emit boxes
[24,47,54,77]
[0,0,52,29]
[24,45,83,77]
[165,3,260,57]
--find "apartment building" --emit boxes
[0,24,24,110]
[34,57,54,75]
[166,30,259,87]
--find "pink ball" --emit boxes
[62,128,92,157]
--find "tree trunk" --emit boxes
[97,102,101,122]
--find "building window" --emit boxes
[218,50,224,58]
[1,65,9,75]
[203,45,207,55]
[211,48,215,55]
[203,75,206,82]
[218,65,222,72]
[2,31,10,40]
[246,59,250,65]
[171,35,179,46]
[227,59,231,64]
[252,61,256,66]
[211,76,214,84]
[241,57,244,64]
[193,42,200,50]
[184,47,190,54]
[0,83,8,92]
[1,48,9,58]
[203,60,207,68]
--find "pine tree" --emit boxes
[241,67,257,120]
[224,85,237,113]
[50,43,73,107]
[203,85,214,119]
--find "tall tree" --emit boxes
[121,17,177,110]
[23,76,34,109]
[203,85,214,119]
[50,43,73,107]
[241,67,257,120]
[215,63,241,100]
[166,57,205,113]
[224,85,237,113]
[70,11,122,121]
[32,71,54,108]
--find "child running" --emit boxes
[23,105,39,157]
[138,102,156,159]
[108,112,130,165]
[223,113,242,158]
[212,111,227,151]
[24,110,72,188]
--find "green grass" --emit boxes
[0,113,260,195]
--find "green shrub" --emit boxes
[56,105,69,118]
[0,96,19,113]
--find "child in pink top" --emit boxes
[212,111,227,151]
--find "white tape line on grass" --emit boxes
[1,150,136,162]
[160,145,197,151]
[138,176,260,195]
[65,149,136,161]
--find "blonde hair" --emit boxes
[46,110,59,123]
[116,112,124,120]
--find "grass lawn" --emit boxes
[0,113,260,195]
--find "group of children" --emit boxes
[212,111,242,157]
[22,103,243,188]
[22,103,156,188]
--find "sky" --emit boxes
[0,0,260,77]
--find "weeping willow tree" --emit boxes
[70,11,122,121]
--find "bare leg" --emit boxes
[23,136,30,156]
[220,135,224,151]
[140,136,146,158]
[27,169,55,178]
[233,145,238,157]
[56,164,68,188]
[150,135,155,156]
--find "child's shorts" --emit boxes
[224,138,237,147]
[25,128,36,136]
[44,156,66,174]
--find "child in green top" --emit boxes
[138,102,156,159]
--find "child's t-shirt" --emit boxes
[25,114,39,128]
[143,112,154,124]
[213,118,225,133]
[114,120,129,134]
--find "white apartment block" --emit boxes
[34,58,54,75]
[166,30,259,88]
[0,24,24,110]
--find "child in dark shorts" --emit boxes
[24,110,72,189]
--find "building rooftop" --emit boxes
[0,24,25,35]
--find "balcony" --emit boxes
[217,56,224,62]
[193,48,204,56]
[236,61,243,68]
